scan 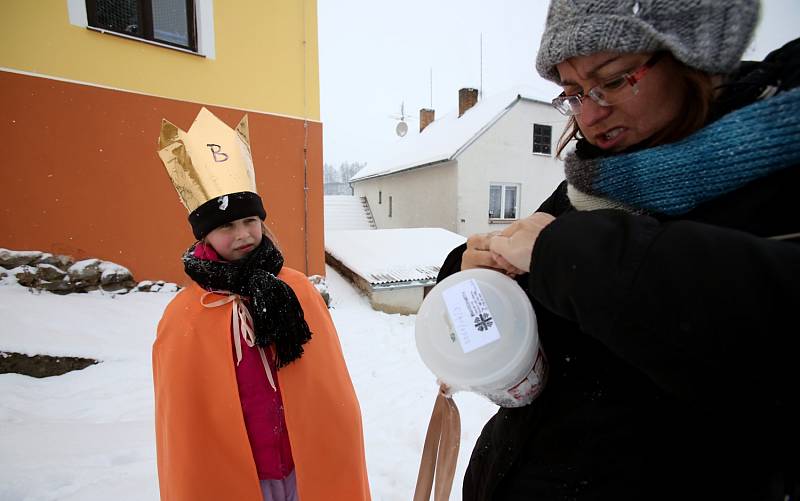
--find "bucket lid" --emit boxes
[415,268,538,391]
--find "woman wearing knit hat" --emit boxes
[153,108,371,501]
[437,1,800,499]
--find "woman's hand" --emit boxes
[462,231,525,277]
[489,212,556,273]
[461,232,498,270]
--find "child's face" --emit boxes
[204,216,263,261]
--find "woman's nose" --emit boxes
[578,97,612,128]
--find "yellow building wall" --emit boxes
[0,0,319,120]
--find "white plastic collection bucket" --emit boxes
[415,268,547,408]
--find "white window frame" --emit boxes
[488,182,520,222]
[67,0,216,59]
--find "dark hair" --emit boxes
[555,54,716,157]
[555,116,580,158]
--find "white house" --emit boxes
[349,87,566,237]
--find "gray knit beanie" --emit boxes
[536,0,761,83]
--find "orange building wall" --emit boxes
[0,70,325,284]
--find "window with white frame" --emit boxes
[85,0,197,51]
[533,123,552,155]
[488,183,520,220]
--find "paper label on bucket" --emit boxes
[441,279,501,353]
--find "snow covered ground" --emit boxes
[0,265,497,501]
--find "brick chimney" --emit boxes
[458,88,479,117]
[419,108,435,132]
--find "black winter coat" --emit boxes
[437,39,800,501]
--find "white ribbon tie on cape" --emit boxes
[201,291,277,391]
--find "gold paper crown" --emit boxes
[157,107,257,213]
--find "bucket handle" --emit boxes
[413,384,461,501]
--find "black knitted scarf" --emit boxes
[182,238,312,368]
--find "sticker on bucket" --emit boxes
[441,279,501,353]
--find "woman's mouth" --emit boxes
[594,127,626,149]
[235,244,254,252]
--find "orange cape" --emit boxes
[153,267,371,500]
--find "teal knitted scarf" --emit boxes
[564,87,800,215]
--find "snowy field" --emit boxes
[0,265,497,501]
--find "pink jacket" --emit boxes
[234,340,294,479]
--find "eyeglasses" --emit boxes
[551,52,664,116]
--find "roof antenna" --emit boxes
[480,33,483,98]
[389,102,415,137]
[430,67,434,108]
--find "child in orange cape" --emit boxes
[153,107,370,501]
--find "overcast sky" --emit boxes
[318,0,800,169]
